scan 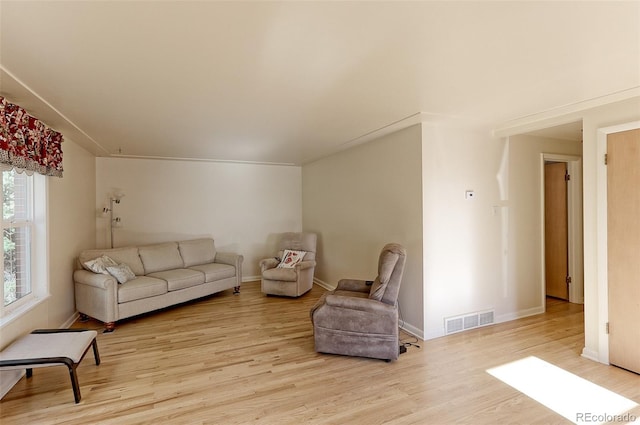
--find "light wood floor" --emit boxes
[1,282,638,424]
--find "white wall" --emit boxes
[302,125,424,336]
[421,123,583,340]
[506,134,582,316]
[1,138,96,396]
[95,158,302,279]
[48,140,98,325]
[421,122,504,339]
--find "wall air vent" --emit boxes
[445,309,495,335]
[479,310,495,326]
[445,317,464,334]
[464,314,479,329]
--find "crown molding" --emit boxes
[109,154,297,167]
[301,111,474,165]
[493,87,640,138]
[0,65,111,156]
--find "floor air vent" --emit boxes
[445,310,495,335]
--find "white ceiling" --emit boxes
[1,1,638,165]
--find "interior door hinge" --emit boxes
[604,153,608,165]
[565,171,570,181]
[606,322,610,334]
[566,275,572,285]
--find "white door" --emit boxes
[607,128,640,374]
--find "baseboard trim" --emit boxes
[495,306,545,324]
[242,276,261,283]
[422,306,547,342]
[0,370,24,399]
[61,312,80,329]
[423,329,445,341]
[581,347,603,364]
[400,322,424,340]
[313,278,335,291]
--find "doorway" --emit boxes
[544,161,569,300]
[541,153,583,305]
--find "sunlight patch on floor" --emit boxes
[487,356,638,424]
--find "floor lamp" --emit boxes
[103,192,124,248]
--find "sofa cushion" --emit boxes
[118,276,168,303]
[262,267,297,282]
[106,263,136,284]
[189,263,236,283]
[147,269,205,291]
[139,242,183,274]
[178,238,216,267]
[79,247,145,277]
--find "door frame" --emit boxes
[596,120,640,364]
[540,153,583,307]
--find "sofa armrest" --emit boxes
[73,270,117,289]
[73,270,118,324]
[214,251,242,267]
[214,252,243,286]
[335,279,371,293]
[324,294,395,315]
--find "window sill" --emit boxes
[0,294,51,329]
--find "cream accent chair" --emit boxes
[259,232,317,297]
[310,243,406,361]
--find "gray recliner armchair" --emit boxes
[260,232,317,297]
[310,243,407,361]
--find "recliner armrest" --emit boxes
[324,294,395,315]
[259,258,279,271]
[335,279,371,293]
[295,260,316,271]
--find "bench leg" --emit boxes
[92,338,101,365]
[68,365,82,403]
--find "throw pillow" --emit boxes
[277,250,306,268]
[83,255,118,275]
[106,263,136,284]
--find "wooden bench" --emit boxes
[0,329,100,403]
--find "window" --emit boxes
[0,166,47,322]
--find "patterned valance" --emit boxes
[0,96,64,177]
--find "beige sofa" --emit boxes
[74,238,243,331]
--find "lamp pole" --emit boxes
[103,194,124,248]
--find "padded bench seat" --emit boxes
[0,329,100,403]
